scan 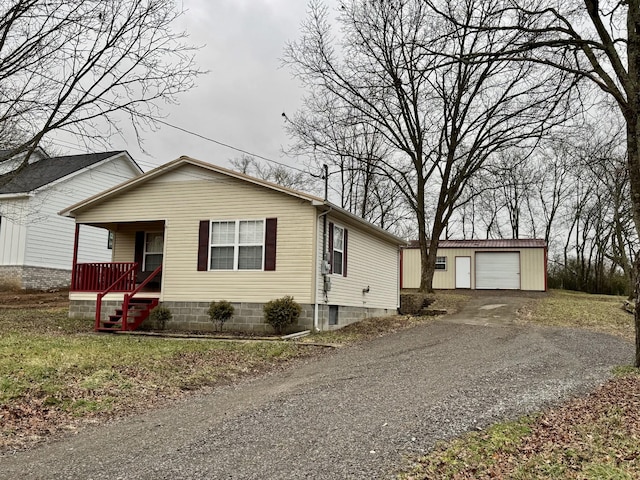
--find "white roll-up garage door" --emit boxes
[475,252,520,289]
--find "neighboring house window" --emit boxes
[435,256,447,270]
[329,222,348,276]
[144,232,164,271]
[210,220,264,270]
[107,231,114,249]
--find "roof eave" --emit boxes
[314,200,406,245]
[61,156,324,218]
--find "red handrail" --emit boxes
[73,262,137,291]
[95,263,139,330]
[121,265,163,330]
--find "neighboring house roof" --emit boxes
[405,239,547,249]
[60,155,406,245]
[0,151,141,194]
[0,146,49,161]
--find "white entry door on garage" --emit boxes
[455,256,471,288]
[475,252,520,289]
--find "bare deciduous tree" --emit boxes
[284,96,411,233]
[285,0,572,291]
[433,0,640,365]
[0,0,202,182]
[229,154,314,192]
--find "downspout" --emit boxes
[313,164,331,332]
[314,205,332,332]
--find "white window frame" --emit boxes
[143,232,164,271]
[435,256,447,271]
[209,219,265,271]
[332,224,345,275]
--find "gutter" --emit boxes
[0,193,33,200]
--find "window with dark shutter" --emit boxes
[264,218,277,271]
[199,219,275,271]
[343,228,348,277]
[332,224,345,276]
[328,222,334,274]
[197,220,210,271]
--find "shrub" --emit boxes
[208,300,234,331]
[148,305,172,330]
[263,296,302,335]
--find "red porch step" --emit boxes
[97,297,159,333]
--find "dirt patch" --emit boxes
[0,290,69,309]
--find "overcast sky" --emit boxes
[96,0,321,173]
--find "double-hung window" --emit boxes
[143,232,164,271]
[210,220,264,270]
[332,225,345,275]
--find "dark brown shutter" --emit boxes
[328,222,334,274]
[134,231,144,272]
[264,218,277,271]
[343,228,348,277]
[197,220,210,271]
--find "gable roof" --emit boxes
[0,151,139,194]
[405,239,546,249]
[60,155,406,245]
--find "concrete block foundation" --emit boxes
[69,298,395,333]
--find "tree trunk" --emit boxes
[627,116,640,366]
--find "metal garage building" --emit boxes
[401,239,547,291]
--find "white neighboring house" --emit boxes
[0,150,142,290]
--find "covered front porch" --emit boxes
[69,220,165,332]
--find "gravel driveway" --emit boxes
[0,294,633,479]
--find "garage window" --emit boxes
[435,256,447,270]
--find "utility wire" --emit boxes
[148,117,316,177]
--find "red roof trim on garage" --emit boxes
[403,239,546,249]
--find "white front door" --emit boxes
[455,256,471,289]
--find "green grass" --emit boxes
[399,290,640,479]
[0,306,322,449]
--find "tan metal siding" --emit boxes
[316,216,399,310]
[401,246,546,291]
[520,248,546,291]
[402,248,421,289]
[76,169,317,303]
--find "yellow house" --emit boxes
[401,239,547,291]
[60,156,405,333]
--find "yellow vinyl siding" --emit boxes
[318,216,399,309]
[402,247,546,291]
[74,168,317,303]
